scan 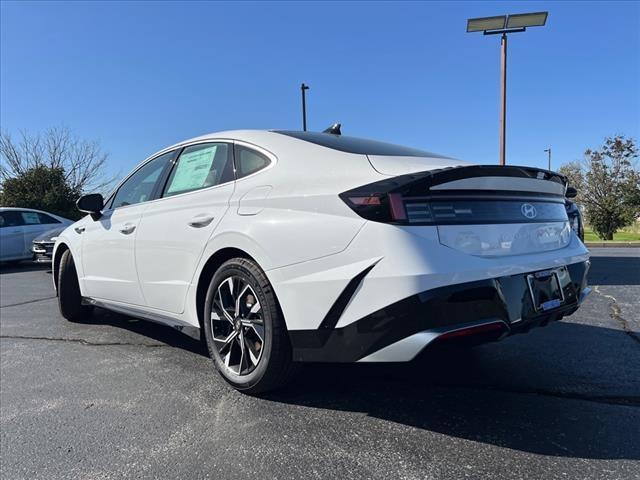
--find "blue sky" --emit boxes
[1,1,639,180]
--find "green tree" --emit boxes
[581,136,639,240]
[0,166,82,220]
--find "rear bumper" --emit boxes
[289,260,590,363]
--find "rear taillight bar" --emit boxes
[340,165,568,226]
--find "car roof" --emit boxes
[0,207,70,220]
[0,207,49,213]
[145,129,450,161]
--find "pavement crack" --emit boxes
[0,334,170,349]
[593,285,640,345]
[0,296,57,308]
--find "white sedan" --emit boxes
[0,207,72,263]
[53,129,590,393]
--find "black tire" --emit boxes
[58,250,93,322]
[203,257,299,394]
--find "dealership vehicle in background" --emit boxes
[32,226,67,263]
[565,200,584,242]
[0,208,73,263]
[53,129,591,393]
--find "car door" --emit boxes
[135,142,235,314]
[0,211,26,260]
[80,151,175,306]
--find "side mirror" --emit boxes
[566,187,577,198]
[76,193,104,219]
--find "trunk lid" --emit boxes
[367,154,473,176]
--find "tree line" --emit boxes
[1,127,639,240]
[0,127,114,220]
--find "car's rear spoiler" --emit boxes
[360,165,568,198]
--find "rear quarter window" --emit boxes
[235,145,271,178]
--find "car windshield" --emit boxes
[275,131,447,158]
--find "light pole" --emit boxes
[466,12,548,165]
[301,83,310,131]
[544,148,551,170]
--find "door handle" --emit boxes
[188,215,215,228]
[119,223,136,235]
[74,226,86,234]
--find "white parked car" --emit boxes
[53,130,590,393]
[0,207,73,263]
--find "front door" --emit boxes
[80,151,175,306]
[135,142,235,314]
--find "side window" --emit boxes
[20,211,42,225]
[37,213,61,225]
[0,211,25,228]
[112,151,174,209]
[235,145,270,178]
[163,143,233,197]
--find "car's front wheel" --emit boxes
[58,250,93,322]
[203,257,298,394]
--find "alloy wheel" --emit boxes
[211,275,265,376]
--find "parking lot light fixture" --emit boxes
[466,12,548,166]
[545,148,552,171]
[301,83,310,131]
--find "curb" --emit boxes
[585,242,640,248]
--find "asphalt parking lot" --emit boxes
[1,248,639,479]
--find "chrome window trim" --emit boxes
[105,138,277,212]
[105,149,179,213]
[232,140,277,182]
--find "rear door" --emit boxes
[135,142,235,314]
[80,151,175,305]
[0,211,26,260]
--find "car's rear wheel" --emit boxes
[58,250,93,322]
[203,257,298,394]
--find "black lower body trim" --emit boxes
[289,261,589,362]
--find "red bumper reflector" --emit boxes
[437,322,506,341]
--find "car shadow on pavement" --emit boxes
[81,308,208,356]
[45,295,638,460]
[262,322,640,461]
[588,255,640,285]
[0,261,52,274]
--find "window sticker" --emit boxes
[21,212,40,224]
[167,146,217,194]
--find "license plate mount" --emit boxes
[526,269,565,312]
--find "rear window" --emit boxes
[37,213,61,225]
[275,131,447,158]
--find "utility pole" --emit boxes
[499,33,507,166]
[544,148,551,170]
[301,83,310,131]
